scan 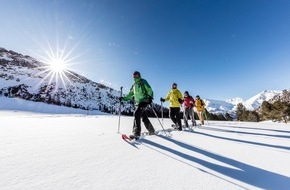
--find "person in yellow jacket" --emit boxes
[160,83,183,131]
[195,95,206,125]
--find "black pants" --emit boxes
[170,107,182,130]
[133,104,155,136]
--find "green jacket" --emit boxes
[123,78,153,105]
[164,88,183,108]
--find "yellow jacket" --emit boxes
[195,99,206,111]
[164,89,183,108]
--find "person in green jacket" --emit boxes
[160,83,183,131]
[120,71,155,139]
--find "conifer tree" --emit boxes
[236,103,246,121]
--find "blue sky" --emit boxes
[1,0,290,103]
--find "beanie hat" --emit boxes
[133,71,141,76]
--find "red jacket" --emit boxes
[183,95,195,108]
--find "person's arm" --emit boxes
[123,86,134,101]
[178,90,183,104]
[164,91,171,101]
[190,97,195,107]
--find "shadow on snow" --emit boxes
[198,126,290,139]
[209,124,290,135]
[141,136,290,190]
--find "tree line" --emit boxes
[236,101,290,123]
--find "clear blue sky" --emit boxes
[1,0,290,103]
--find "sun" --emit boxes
[34,42,81,89]
[49,59,68,73]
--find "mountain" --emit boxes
[0,47,133,114]
[203,90,282,117]
[226,97,244,105]
[243,90,282,110]
[204,99,236,116]
[269,89,290,103]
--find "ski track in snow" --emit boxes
[1,111,290,190]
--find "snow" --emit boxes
[244,90,282,110]
[0,97,105,115]
[1,98,290,190]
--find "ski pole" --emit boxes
[161,101,164,125]
[150,104,169,137]
[117,86,123,133]
[181,105,188,129]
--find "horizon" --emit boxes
[1,0,290,101]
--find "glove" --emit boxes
[178,98,183,104]
[190,103,194,108]
[147,97,152,104]
[119,97,123,102]
[160,97,165,102]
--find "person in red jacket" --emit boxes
[182,91,196,128]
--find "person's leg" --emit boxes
[183,108,189,128]
[198,111,204,125]
[175,108,182,130]
[142,108,155,134]
[201,111,205,125]
[133,106,142,136]
[189,108,196,126]
[170,107,177,124]
[197,111,202,125]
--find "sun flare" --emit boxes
[48,59,68,73]
[35,42,81,89]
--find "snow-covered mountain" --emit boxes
[204,99,236,116]
[203,90,282,117]
[0,47,134,114]
[226,97,244,105]
[244,90,282,110]
[269,89,290,103]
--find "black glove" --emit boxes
[178,98,183,104]
[160,97,165,102]
[190,103,194,108]
[119,97,123,102]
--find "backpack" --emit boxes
[200,99,204,106]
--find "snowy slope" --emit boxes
[226,97,244,105]
[0,47,133,114]
[1,110,290,190]
[204,99,236,115]
[0,96,105,115]
[243,90,282,110]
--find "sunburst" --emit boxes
[35,40,82,91]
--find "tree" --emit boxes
[247,111,260,122]
[236,103,246,121]
[225,113,233,121]
[260,100,290,123]
[261,101,273,120]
